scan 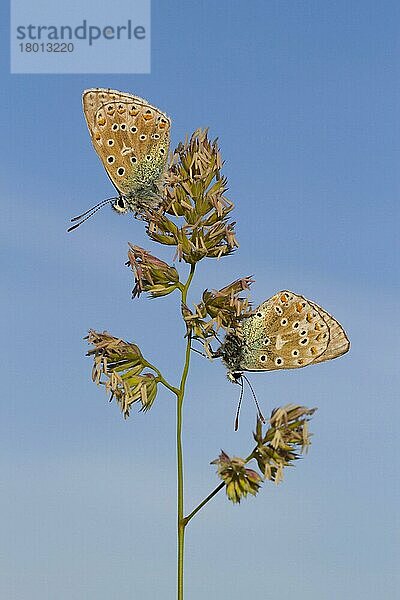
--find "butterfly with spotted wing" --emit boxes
[68,88,171,231]
[214,290,350,382]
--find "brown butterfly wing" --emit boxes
[82,88,170,195]
[239,291,348,372]
[308,299,350,362]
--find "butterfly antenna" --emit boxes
[69,197,116,222]
[67,197,116,232]
[242,374,265,424]
[234,376,244,431]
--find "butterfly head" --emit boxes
[112,195,129,213]
[227,370,243,384]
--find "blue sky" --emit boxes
[1,1,399,599]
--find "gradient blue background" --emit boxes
[1,1,399,598]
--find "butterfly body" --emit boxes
[216,291,350,382]
[114,177,165,215]
[76,88,171,222]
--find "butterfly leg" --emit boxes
[191,337,219,359]
[190,346,208,358]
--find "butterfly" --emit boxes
[215,290,350,383]
[68,88,171,232]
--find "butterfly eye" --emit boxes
[275,357,284,366]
